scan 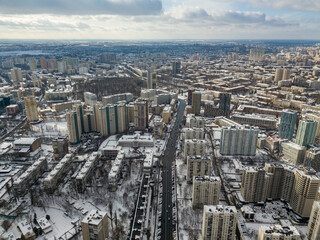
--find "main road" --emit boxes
[161,99,186,240]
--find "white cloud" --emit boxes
[0,0,163,15]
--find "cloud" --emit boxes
[240,0,320,12]
[165,7,296,27]
[0,0,163,15]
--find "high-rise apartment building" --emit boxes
[81,210,109,240]
[192,91,201,115]
[147,69,152,89]
[73,104,85,134]
[66,111,81,144]
[40,58,47,69]
[307,201,320,240]
[11,68,23,83]
[202,205,237,240]
[264,163,285,199]
[274,68,284,82]
[184,128,205,140]
[192,176,221,208]
[172,61,181,75]
[305,113,320,138]
[241,167,267,202]
[52,137,68,160]
[184,139,206,160]
[219,92,231,112]
[134,99,148,130]
[186,155,211,182]
[290,168,320,217]
[220,126,259,156]
[296,120,318,146]
[24,96,39,122]
[99,104,128,136]
[279,110,297,140]
[283,68,291,80]
[258,225,300,240]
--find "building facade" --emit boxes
[296,120,318,146]
[202,205,237,240]
[220,126,259,156]
[192,176,221,208]
[279,110,297,140]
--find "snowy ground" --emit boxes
[30,119,68,138]
[2,154,142,240]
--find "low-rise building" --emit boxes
[281,141,306,165]
[43,154,73,193]
[108,151,125,191]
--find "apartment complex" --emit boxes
[74,152,99,193]
[192,176,221,208]
[13,157,47,196]
[43,154,73,193]
[241,164,320,217]
[202,205,237,240]
[220,126,259,156]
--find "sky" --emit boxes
[0,0,319,40]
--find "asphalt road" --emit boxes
[161,99,186,240]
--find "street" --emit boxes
[161,99,186,240]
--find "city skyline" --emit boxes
[0,0,319,39]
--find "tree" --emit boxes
[46,215,50,220]
[1,220,10,231]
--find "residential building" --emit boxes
[281,141,306,165]
[11,68,23,83]
[279,110,297,140]
[241,167,267,202]
[307,201,320,240]
[81,210,109,240]
[202,205,237,240]
[220,126,259,156]
[66,111,81,144]
[304,148,320,172]
[231,114,277,129]
[43,154,73,193]
[134,99,148,130]
[162,105,172,124]
[192,176,221,208]
[84,92,97,106]
[184,139,206,160]
[184,128,205,140]
[258,225,300,240]
[186,155,211,182]
[290,167,320,217]
[13,157,47,196]
[52,137,68,160]
[24,96,39,122]
[99,104,128,136]
[192,91,201,115]
[296,120,318,146]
